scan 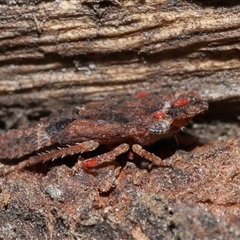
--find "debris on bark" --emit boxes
[0,138,240,239]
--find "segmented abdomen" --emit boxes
[0,123,52,159]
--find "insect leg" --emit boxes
[1,140,99,176]
[75,143,130,170]
[132,144,173,167]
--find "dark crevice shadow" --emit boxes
[185,0,240,7]
[197,97,240,123]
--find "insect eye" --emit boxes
[149,119,171,134]
[173,98,190,108]
[136,91,148,98]
[153,111,165,120]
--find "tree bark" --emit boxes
[0,0,240,239]
[1,1,240,117]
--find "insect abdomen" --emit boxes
[0,124,51,159]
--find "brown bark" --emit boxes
[1,1,240,110]
[0,0,240,239]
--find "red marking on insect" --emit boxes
[81,158,98,168]
[0,90,208,176]
[153,111,165,120]
[136,91,148,98]
[173,98,190,107]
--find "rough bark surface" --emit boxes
[0,139,240,239]
[1,1,240,112]
[0,0,240,239]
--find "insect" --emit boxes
[0,90,208,176]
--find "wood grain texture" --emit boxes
[0,0,239,131]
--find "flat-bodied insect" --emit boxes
[0,90,208,175]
